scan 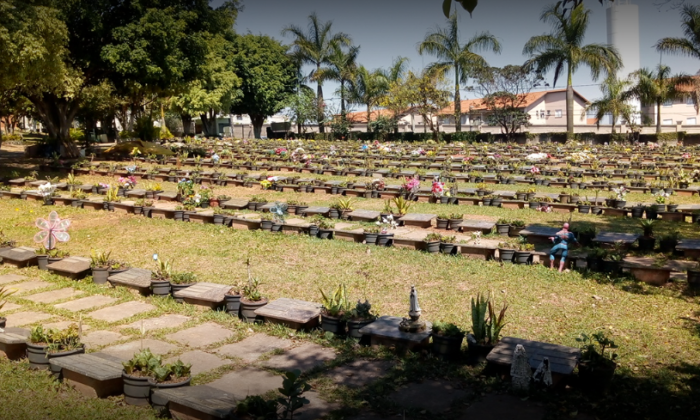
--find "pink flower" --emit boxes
[530,166,540,174]
[682,153,691,159]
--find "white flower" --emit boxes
[152,253,158,261]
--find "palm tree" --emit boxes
[523,3,621,137]
[283,14,351,133]
[627,65,694,134]
[315,43,360,120]
[381,56,409,132]
[655,4,700,115]
[419,13,501,133]
[584,75,633,134]
[348,66,388,132]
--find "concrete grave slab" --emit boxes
[254,298,321,330]
[152,385,237,420]
[54,295,118,312]
[49,352,125,398]
[166,322,234,348]
[5,311,53,327]
[594,231,640,245]
[47,256,91,279]
[165,350,232,376]
[25,287,84,304]
[87,301,155,323]
[0,274,26,285]
[263,343,335,372]
[216,334,293,362]
[82,331,126,348]
[120,314,191,332]
[347,210,381,222]
[0,247,37,268]
[389,380,468,413]
[399,213,437,228]
[0,328,30,359]
[107,268,152,294]
[101,339,177,360]
[172,282,230,310]
[326,359,392,388]
[207,367,283,401]
[359,316,432,353]
[7,280,51,294]
[458,220,496,233]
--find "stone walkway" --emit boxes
[0,269,594,419]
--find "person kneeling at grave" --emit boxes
[548,223,578,273]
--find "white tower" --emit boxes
[606,0,641,125]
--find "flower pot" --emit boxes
[431,333,464,361]
[578,205,590,214]
[425,241,440,254]
[150,280,171,297]
[508,225,523,237]
[224,294,241,317]
[528,201,539,209]
[171,283,196,303]
[260,220,273,231]
[499,248,515,263]
[173,210,185,221]
[467,339,494,364]
[631,207,645,218]
[440,242,456,255]
[659,238,677,253]
[347,319,373,340]
[308,225,319,237]
[440,196,450,204]
[239,298,268,323]
[27,343,50,370]
[321,314,347,335]
[37,255,49,270]
[449,218,463,231]
[653,204,666,213]
[687,269,700,289]
[490,198,502,207]
[637,236,655,252]
[578,360,617,394]
[213,214,225,225]
[601,260,622,275]
[513,251,531,264]
[92,267,110,285]
[496,223,510,236]
[559,194,570,204]
[271,222,283,232]
[48,346,85,378]
[71,200,83,208]
[318,229,334,240]
[667,204,678,213]
[436,218,448,230]
[150,377,191,413]
[123,372,154,406]
[364,232,378,245]
[482,198,492,206]
[376,233,393,246]
[328,208,340,219]
[591,206,603,215]
[614,200,626,209]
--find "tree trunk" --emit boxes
[366,104,371,133]
[200,110,218,137]
[455,70,461,133]
[340,80,346,119]
[656,100,661,134]
[317,63,325,133]
[30,92,81,157]
[251,114,265,139]
[181,113,193,136]
[566,65,574,138]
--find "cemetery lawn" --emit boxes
[0,199,699,419]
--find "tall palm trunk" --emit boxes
[566,65,574,137]
[656,100,662,134]
[317,63,325,133]
[366,104,371,133]
[340,80,346,118]
[455,69,462,132]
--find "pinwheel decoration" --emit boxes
[271,202,288,223]
[34,211,70,250]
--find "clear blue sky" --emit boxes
[217,0,698,111]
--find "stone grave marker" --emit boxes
[0,247,37,268]
[358,316,432,353]
[156,191,179,201]
[220,198,249,209]
[399,213,437,228]
[108,268,152,295]
[49,352,125,398]
[593,231,640,245]
[457,220,496,234]
[151,385,237,420]
[677,239,700,258]
[299,206,330,216]
[346,210,381,222]
[254,298,322,330]
[172,282,230,310]
[0,327,29,359]
[47,256,91,279]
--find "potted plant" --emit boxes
[424,232,443,254]
[363,225,381,245]
[495,218,510,236]
[658,231,680,253]
[601,242,626,275]
[149,359,193,413]
[170,272,197,303]
[347,300,378,340]
[431,321,465,360]
[0,286,16,329]
[448,213,463,231]
[467,292,508,361]
[35,245,49,270]
[260,212,274,231]
[319,284,350,335]
[498,242,517,263]
[150,256,173,297]
[376,215,397,246]
[576,331,618,394]
[121,349,158,406]
[28,324,84,371]
[440,235,457,255]
[240,277,267,323]
[224,282,242,317]
[514,239,534,265]
[316,217,335,239]
[509,220,525,237]
[436,213,450,230]
[637,219,657,252]
[90,249,112,285]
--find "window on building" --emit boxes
[236,115,243,121]
[663,100,673,107]
[555,109,562,118]
[687,97,695,105]
[688,117,697,125]
[663,119,673,125]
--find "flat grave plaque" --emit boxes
[49,352,125,398]
[458,220,495,233]
[156,191,179,201]
[108,268,152,294]
[47,256,91,279]
[399,213,437,228]
[359,316,432,353]
[594,231,640,245]
[677,239,700,258]
[125,189,146,198]
[255,298,322,330]
[257,203,276,212]
[299,206,329,216]
[0,247,37,268]
[0,328,29,360]
[173,282,230,310]
[221,199,249,209]
[152,385,237,420]
[487,336,580,378]
[347,210,381,222]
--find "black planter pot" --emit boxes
[123,372,153,406]
[490,198,502,207]
[260,220,273,231]
[440,196,450,204]
[528,201,539,209]
[638,236,655,252]
[213,214,225,225]
[142,207,153,218]
[631,207,645,218]
[271,222,283,232]
[321,314,347,335]
[578,361,616,394]
[92,267,110,285]
[0,317,5,329]
[224,294,241,317]
[601,260,622,275]
[436,218,449,229]
[171,283,196,303]
[614,200,626,209]
[440,242,456,255]
[659,239,677,253]
[364,233,378,245]
[308,225,319,237]
[496,224,510,236]
[431,333,464,361]
[482,198,492,206]
[653,204,666,213]
[586,257,602,272]
[27,343,50,370]
[578,205,590,214]
[239,298,268,323]
[328,208,340,219]
[376,233,393,246]
[425,241,440,253]
[591,206,603,215]
[71,200,83,208]
[133,206,143,216]
[687,269,700,289]
[37,255,49,270]
[347,319,373,340]
[173,210,185,221]
[513,251,531,264]
[150,280,171,297]
[499,249,515,263]
[150,377,191,413]
[48,346,85,378]
[467,339,494,364]
[667,204,678,213]
[318,229,334,240]
[449,219,462,231]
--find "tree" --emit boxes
[379,57,411,133]
[627,65,695,134]
[0,90,33,136]
[523,3,621,138]
[283,13,351,133]
[348,66,389,132]
[472,65,541,140]
[655,4,700,115]
[229,34,296,139]
[281,86,317,134]
[419,13,501,133]
[315,43,360,119]
[171,35,242,137]
[441,0,613,18]
[402,69,451,139]
[584,75,633,133]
